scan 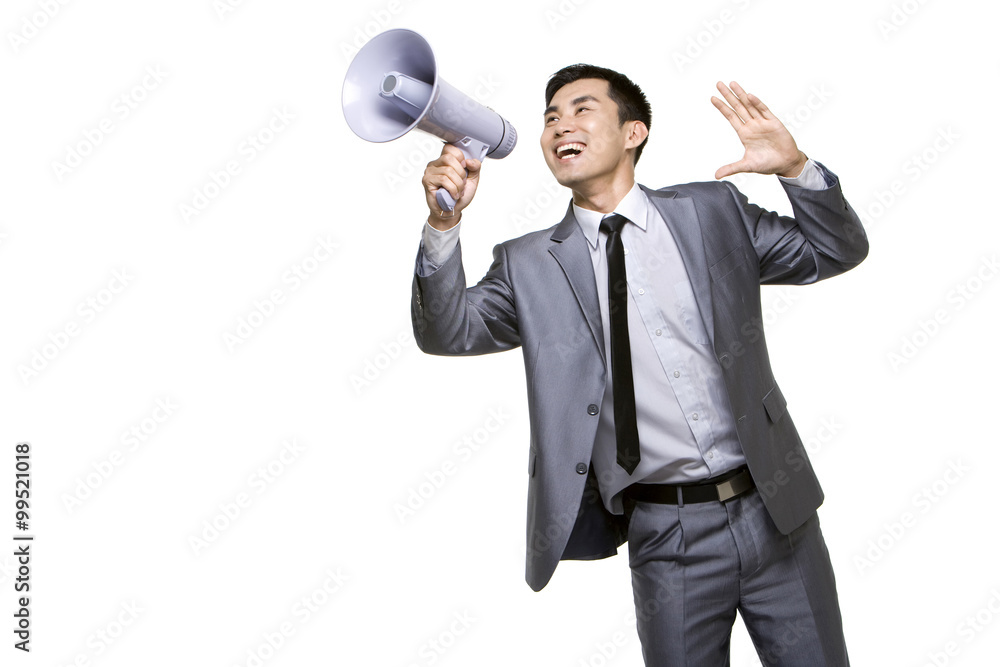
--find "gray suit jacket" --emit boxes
[411,164,868,591]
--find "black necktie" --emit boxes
[600,214,640,474]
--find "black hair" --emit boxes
[544,64,652,165]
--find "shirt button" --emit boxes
[673,370,680,378]
[637,288,645,295]
[655,328,662,336]
[587,404,599,415]
[692,413,699,421]
[707,451,715,459]
[624,248,629,255]
[575,462,588,475]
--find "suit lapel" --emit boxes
[548,204,606,363]
[546,186,716,357]
[641,185,715,343]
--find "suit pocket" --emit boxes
[762,385,787,424]
[528,449,537,477]
[710,246,746,282]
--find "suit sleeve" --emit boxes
[411,240,521,356]
[724,161,869,285]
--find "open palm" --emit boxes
[712,81,807,180]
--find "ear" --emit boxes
[625,120,649,150]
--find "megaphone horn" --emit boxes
[342,29,517,212]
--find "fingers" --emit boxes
[714,81,771,123]
[423,148,466,203]
[745,91,774,120]
[464,156,483,178]
[715,81,750,122]
[711,95,744,133]
[438,144,483,178]
[727,81,760,119]
[422,144,482,216]
[439,143,466,162]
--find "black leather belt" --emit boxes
[624,465,754,505]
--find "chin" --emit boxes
[547,163,583,188]
[551,172,581,190]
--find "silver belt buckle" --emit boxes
[715,471,751,502]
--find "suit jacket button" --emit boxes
[575,462,588,475]
[587,404,599,415]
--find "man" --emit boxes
[411,64,867,665]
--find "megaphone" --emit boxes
[342,29,517,212]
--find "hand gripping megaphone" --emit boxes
[342,29,517,212]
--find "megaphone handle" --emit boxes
[435,137,490,213]
[435,187,458,213]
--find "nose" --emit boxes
[553,117,575,136]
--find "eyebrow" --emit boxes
[543,95,600,117]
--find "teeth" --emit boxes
[557,143,585,159]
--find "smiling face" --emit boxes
[540,78,646,202]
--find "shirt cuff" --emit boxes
[420,219,461,273]
[776,158,827,190]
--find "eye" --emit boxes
[577,106,590,113]
[545,116,558,124]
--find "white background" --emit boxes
[1,0,997,665]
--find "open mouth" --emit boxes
[556,143,586,160]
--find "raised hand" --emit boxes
[711,81,807,180]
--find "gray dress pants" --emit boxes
[624,487,849,666]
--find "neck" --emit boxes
[571,172,635,214]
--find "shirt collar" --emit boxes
[573,182,648,249]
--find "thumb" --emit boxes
[714,159,748,180]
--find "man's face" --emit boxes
[540,78,636,191]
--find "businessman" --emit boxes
[412,64,867,665]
